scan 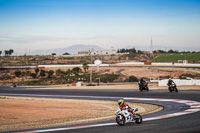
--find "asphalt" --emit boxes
[0,86,200,133]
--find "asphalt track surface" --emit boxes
[0,86,200,133]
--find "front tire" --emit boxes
[175,88,178,92]
[134,114,142,124]
[116,115,125,126]
[168,87,172,92]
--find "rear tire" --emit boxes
[116,115,125,126]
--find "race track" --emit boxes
[0,86,200,133]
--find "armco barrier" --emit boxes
[37,64,110,68]
[159,79,200,86]
[152,63,173,66]
[116,62,144,65]
[37,62,200,68]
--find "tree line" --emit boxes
[12,63,89,79]
[117,48,200,54]
[153,49,200,54]
[117,48,144,54]
[0,49,14,56]
[13,67,84,79]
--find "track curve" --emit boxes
[0,86,200,133]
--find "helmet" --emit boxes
[118,99,124,106]
[169,78,171,80]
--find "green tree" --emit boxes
[137,50,144,54]
[129,48,136,53]
[35,68,39,76]
[40,70,46,77]
[9,49,14,55]
[48,70,54,77]
[46,70,54,78]
[14,70,22,77]
[66,69,71,76]
[153,50,157,54]
[30,73,37,79]
[128,76,138,82]
[121,48,125,53]
[56,69,63,76]
[158,50,166,53]
[21,71,26,77]
[83,62,89,73]
[1,74,11,80]
[4,49,14,56]
[72,67,82,76]
[168,49,174,53]
[5,50,9,56]
[26,71,31,76]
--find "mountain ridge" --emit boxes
[29,44,103,55]
[20,44,200,55]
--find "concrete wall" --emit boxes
[159,79,200,86]
[2,66,36,69]
[116,62,144,65]
[37,64,110,68]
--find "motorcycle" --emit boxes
[168,82,178,92]
[115,107,142,126]
[138,82,149,91]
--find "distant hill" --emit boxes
[29,44,103,55]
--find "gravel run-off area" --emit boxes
[0,96,163,132]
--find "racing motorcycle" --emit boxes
[115,107,142,126]
[168,82,178,92]
[138,82,149,91]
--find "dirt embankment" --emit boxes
[1,66,200,86]
[0,96,163,132]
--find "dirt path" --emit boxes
[0,96,163,132]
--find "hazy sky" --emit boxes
[0,0,200,54]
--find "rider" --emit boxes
[167,78,175,86]
[118,99,135,115]
[139,78,146,88]
[167,78,176,88]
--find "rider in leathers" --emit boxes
[167,78,176,89]
[139,78,146,88]
[118,99,135,115]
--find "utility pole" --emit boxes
[151,37,154,58]
[111,46,114,54]
[151,37,153,53]
[90,50,93,84]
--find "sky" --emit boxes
[0,0,200,54]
